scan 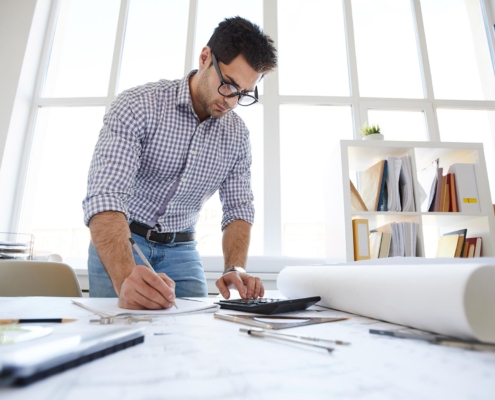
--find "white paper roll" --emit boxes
[277,262,495,342]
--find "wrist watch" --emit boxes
[223,266,246,275]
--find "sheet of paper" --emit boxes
[72,297,219,316]
[277,262,495,342]
[1,297,494,400]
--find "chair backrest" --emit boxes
[0,261,82,297]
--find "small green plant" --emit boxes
[360,122,381,136]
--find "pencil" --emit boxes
[0,319,77,325]
[129,237,178,309]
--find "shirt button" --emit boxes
[190,150,197,155]
[169,202,174,206]
[182,178,187,183]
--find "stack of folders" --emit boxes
[436,229,482,257]
[0,233,33,260]
[358,155,415,212]
[419,162,480,213]
[369,222,418,258]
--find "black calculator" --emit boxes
[214,296,321,315]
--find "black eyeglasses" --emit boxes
[211,53,258,106]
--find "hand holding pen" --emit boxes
[118,238,178,310]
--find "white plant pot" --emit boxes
[362,133,384,140]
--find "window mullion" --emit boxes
[480,0,495,76]
[106,0,130,110]
[342,0,362,138]
[410,0,435,101]
[184,0,198,74]
[263,0,281,255]
[10,0,62,233]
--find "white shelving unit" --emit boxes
[326,140,495,263]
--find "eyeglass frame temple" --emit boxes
[211,53,258,106]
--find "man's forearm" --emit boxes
[222,220,251,269]
[88,211,135,295]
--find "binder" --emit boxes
[360,160,385,211]
[352,219,370,261]
[350,180,368,212]
[447,163,481,213]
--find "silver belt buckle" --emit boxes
[146,229,157,243]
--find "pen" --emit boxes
[240,328,334,352]
[369,329,449,341]
[213,313,273,329]
[129,237,178,309]
[261,329,350,345]
[0,319,77,325]
[429,340,495,352]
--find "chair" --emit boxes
[0,261,82,297]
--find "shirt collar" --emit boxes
[176,70,197,107]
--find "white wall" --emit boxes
[0,0,51,231]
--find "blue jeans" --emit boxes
[88,229,208,298]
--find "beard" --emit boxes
[197,68,232,118]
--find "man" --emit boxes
[82,17,277,310]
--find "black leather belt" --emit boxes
[129,222,195,244]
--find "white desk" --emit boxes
[0,295,494,399]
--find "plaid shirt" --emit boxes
[83,71,254,232]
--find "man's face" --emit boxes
[197,53,262,118]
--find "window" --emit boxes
[12,0,495,267]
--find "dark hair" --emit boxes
[207,16,277,74]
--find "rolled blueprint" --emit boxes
[277,261,495,342]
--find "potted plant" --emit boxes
[360,122,383,140]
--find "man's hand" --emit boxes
[118,265,177,309]
[215,271,264,299]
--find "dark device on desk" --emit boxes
[0,327,145,386]
[215,296,321,315]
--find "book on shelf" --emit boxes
[378,232,392,258]
[444,174,451,212]
[352,219,370,261]
[419,159,438,212]
[435,229,476,258]
[449,173,458,212]
[398,155,415,212]
[432,167,444,212]
[447,163,480,213]
[435,235,459,257]
[350,180,368,212]
[374,222,417,257]
[377,161,388,212]
[443,229,467,257]
[369,231,383,259]
[386,156,402,212]
[359,160,385,212]
[465,237,482,257]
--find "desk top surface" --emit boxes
[0,295,494,400]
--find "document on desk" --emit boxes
[72,298,219,317]
[1,296,494,400]
[277,258,495,342]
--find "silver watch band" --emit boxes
[222,266,246,275]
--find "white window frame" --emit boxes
[4,0,495,276]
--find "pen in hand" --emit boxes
[128,237,178,309]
